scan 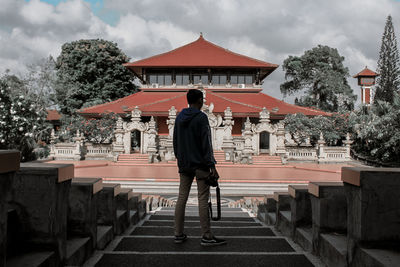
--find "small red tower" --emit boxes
[353,66,379,105]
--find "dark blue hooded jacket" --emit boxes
[173,107,216,174]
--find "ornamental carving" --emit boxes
[131,106,142,122]
[252,107,277,134]
[166,106,177,137]
[124,106,147,132]
[223,107,234,128]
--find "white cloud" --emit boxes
[1,0,400,104]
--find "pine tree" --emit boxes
[375,15,400,103]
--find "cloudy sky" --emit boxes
[1,0,400,103]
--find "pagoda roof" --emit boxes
[79,89,329,118]
[124,35,278,79]
[46,109,61,121]
[353,66,379,78]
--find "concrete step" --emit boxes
[354,247,400,267]
[6,251,56,267]
[116,210,129,234]
[95,253,314,267]
[97,225,113,250]
[278,210,293,237]
[114,236,295,253]
[149,215,255,222]
[154,211,252,218]
[66,237,91,266]
[103,180,293,196]
[266,212,276,225]
[130,226,275,236]
[319,233,347,267]
[129,210,139,225]
[143,220,262,227]
[160,207,243,212]
[294,227,313,252]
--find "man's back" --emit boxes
[173,107,216,173]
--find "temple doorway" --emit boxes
[259,131,270,154]
[131,130,141,153]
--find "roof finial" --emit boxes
[200,32,203,37]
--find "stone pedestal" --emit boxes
[11,162,74,262]
[0,150,20,267]
[97,183,121,235]
[164,137,175,161]
[116,188,133,233]
[342,167,400,263]
[264,195,276,225]
[289,185,311,228]
[68,178,102,249]
[308,182,346,255]
[274,192,292,236]
[221,136,235,161]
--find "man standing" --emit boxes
[173,89,226,246]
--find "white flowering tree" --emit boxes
[0,80,50,161]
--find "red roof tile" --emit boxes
[46,109,61,121]
[353,67,379,78]
[124,35,278,69]
[79,89,329,118]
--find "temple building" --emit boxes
[79,34,328,161]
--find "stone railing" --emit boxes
[257,168,400,267]
[319,146,348,162]
[85,143,113,160]
[52,142,83,161]
[285,146,318,161]
[284,144,351,163]
[0,150,151,265]
[51,142,111,161]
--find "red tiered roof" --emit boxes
[353,67,379,78]
[79,89,329,118]
[124,35,278,79]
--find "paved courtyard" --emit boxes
[50,160,348,183]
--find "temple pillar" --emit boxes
[49,128,56,159]
[221,107,235,161]
[343,133,353,160]
[275,122,286,157]
[72,130,84,160]
[317,132,326,162]
[242,117,253,164]
[146,117,158,163]
[112,117,125,161]
[165,106,177,161]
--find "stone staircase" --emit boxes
[115,151,282,167]
[87,206,317,266]
[116,153,149,165]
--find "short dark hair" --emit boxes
[187,89,203,104]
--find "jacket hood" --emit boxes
[177,107,202,125]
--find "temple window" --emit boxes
[148,74,172,85]
[176,74,190,85]
[212,74,227,85]
[230,74,254,84]
[193,74,208,84]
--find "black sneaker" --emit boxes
[200,236,227,247]
[174,234,187,244]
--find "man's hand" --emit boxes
[210,166,219,179]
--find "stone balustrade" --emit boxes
[257,168,400,266]
[0,149,152,266]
